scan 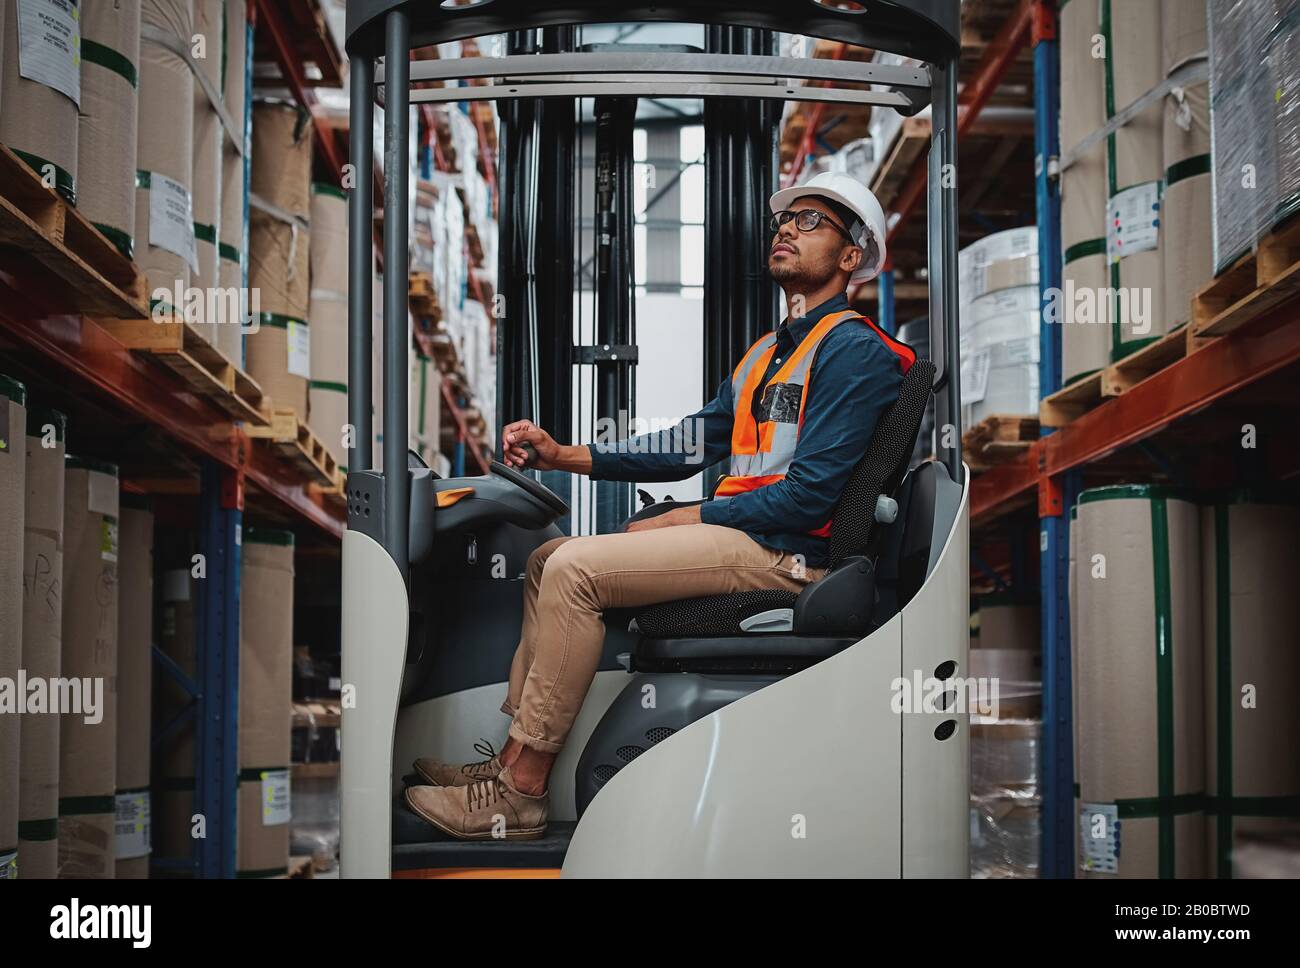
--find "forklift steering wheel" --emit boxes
[488,460,570,516]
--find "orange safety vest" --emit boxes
[712,309,916,537]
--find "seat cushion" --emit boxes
[634,588,798,638]
[635,633,859,673]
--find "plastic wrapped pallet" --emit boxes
[971,720,1040,878]
[0,376,26,879]
[1059,0,1110,384]
[18,405,64,879]
[1201,497,1300,878]
[308,183,348,462]
[1,0,80,204]
[136,0,196,313]
[78,0,141,261]
[115,497,153,879]
[251,99,312,219]
[237,528,295,878]
[248,100,313,417]
[1102,0,1166,360]
[1208,0,1300,270]
[974,598,1039,651]
[1075,485,1205,878]
[58,457,119,879]
[154,566,195,867]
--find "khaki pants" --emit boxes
[501,524,827,753]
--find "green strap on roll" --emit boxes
[81,39,138,89]
[218,241,241,263]
[1166,153,1212,188]
[1063,238,1106,265]
[93,222,134,261]
[1149,496,1175,878]
[311,182,348,202]
[58,795,116,817]
[238,766,290,782]
[257,313,307,331]
[194,222,218,245]
[1115,793,1205,819]
[17,818,58,842]
[13,149,75,206]
[310,380,348,395]
[236,866,290,879]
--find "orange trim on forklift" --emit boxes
[436,486,476,508]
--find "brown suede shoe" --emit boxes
[404,767,548,841]
[412,739,502,787]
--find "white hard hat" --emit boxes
[769,171,888,285]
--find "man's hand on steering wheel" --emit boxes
[502,420,562,470]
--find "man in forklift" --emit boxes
[405,172,917,840]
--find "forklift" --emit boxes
[341,0,969,877]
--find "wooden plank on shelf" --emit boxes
[869,117,932,209]
[1102,324,1191,396]
[1039,369,1107,428]
[1192,214,1300,339]
[94,314,270,426]
[0,144,147,319]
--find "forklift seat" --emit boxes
[631,358,936,669]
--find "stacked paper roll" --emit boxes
[411,355,443,467]
[190,0,224,346]
[1105,0,1166,358]
[155,566,196,866]
[78,0,141,261]
[1059,0,1109,383]
[217,144,246,364]
[224,0,247,113]
[1201,498,1300,878]
[1,0,79,203]
[0,376,26,880]
[237,529,295,878]
[1075,486,1205,878]
[59,458,120,879]
[18,405,65,879]
[115,498,154,879]
[308,184,349,461]
[135,0,196,312]
[248,100,313,417]
[1161,0,1212,331]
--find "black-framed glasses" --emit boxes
[769,208,856,242]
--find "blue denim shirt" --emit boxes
[587,292,905,568]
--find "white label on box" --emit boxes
[1107,181,1161,263]
[961,348,992,405]
[261,770,291,826]
[17,0,80,107]
[100,517,119,563]
[115,791,151,859]
[1080,802,1120,874]
[1003,336,1039,365]
[287,321,311,379]
[148,172,199,273]
[0,849,15,879]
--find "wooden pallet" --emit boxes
[408,271,443,321]
[309,465,347,509]
[95,314,270,426]
[1192,214,1300,340]
[1040,324,1198,427]
[963,414,1039,471]
[246,408,339,487]
[0,144,147,318]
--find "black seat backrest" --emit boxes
[825,358,937,569]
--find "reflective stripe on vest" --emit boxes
[713,309,916,538]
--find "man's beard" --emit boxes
[768,252,835,287]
